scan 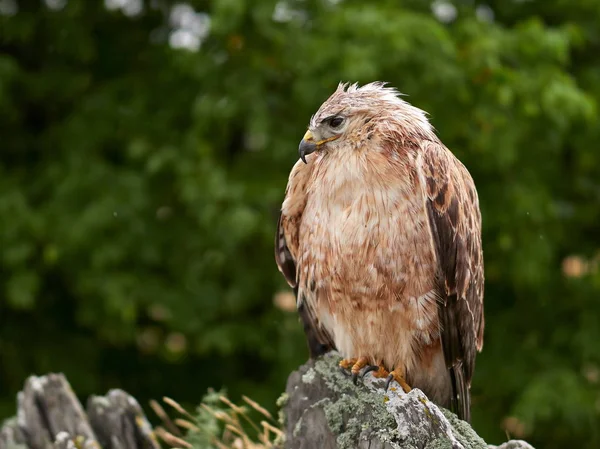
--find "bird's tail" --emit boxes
[450,364,471,423]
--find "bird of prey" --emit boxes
[275,82,484,422]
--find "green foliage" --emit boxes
[1,1,600,448]
[183,391,226,449]
[157,390,278,448]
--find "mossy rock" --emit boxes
[282,353,533,449]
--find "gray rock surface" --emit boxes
[282,353,535,449]
[87,389,158,449]
[0,374,158,449]
[489,442,535,449]
[0,364,536,449]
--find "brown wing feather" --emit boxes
[275,213,334,357]
[275,162,335,358]
[275,213,296,288]
[421,140,484,422]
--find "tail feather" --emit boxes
[450,364,471,422]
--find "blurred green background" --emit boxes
[1,0,600,447]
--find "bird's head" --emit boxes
[298,81,433,163]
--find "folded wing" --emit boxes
[421,141,485,422]
[275,162,334,357]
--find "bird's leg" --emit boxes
[339,358,357,369]
[360,364,381,377]
[340,359,411,392]
[339,357,369,385]
[363,361,389,379]
[368,363,411,393]
[385,368,412,394]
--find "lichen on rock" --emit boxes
[301,368,317,384]
[283,352,535,449]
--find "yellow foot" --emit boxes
[339,356,369,373]
[350,357,369,376]
[386,369,412,394]
[339,359,412,393]
[339,357,370,385]
[370,363,390,379]
[339,358,357,369]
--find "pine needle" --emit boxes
[225,424,245,437]
[174,418,199,432]
[219,396,246,414]
[155,427,193,448]
[242,396,273,421]
[155,392,282,449]
[150,399,181,436]
[163,396,196,419]
[201,403,236,425]
[220,396,261,435]
[261,421,283,437]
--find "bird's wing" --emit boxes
[275,161,334,358]
[420,140,485,422]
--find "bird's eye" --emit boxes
[328,116,344,129]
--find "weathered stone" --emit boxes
[87,389,159,449]
[489,441,536,449]
[0,418,27,449]
[283,352,534,449]
[0,363,536,449]
[15,373,98,449]
[0,375,157,449]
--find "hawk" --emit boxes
[275,82,484,422]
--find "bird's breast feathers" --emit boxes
[286,149,441,369]
[296,151,437,313]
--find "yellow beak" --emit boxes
[298,130,339,164]
[303,130,314,142]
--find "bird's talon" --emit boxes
[339,366,351,377]
[340,357,370,385]
[350,357,369,376]
[360,365,380,379]
[340,359,411,393]
[385,370,411,393]
[370,364,390,379]
[339,358,357,369]
[385,373,394,391]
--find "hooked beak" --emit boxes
[298,130,317,164]
[298,130,339,164]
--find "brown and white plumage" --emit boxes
[275,82,484,422]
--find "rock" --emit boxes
[282,352,534,449]
[489,442,536,449]
[0,363,536,449]
[0,374,158,449]
[14,373,99,449]
[87,389,159,449]
[0,418,27,449]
